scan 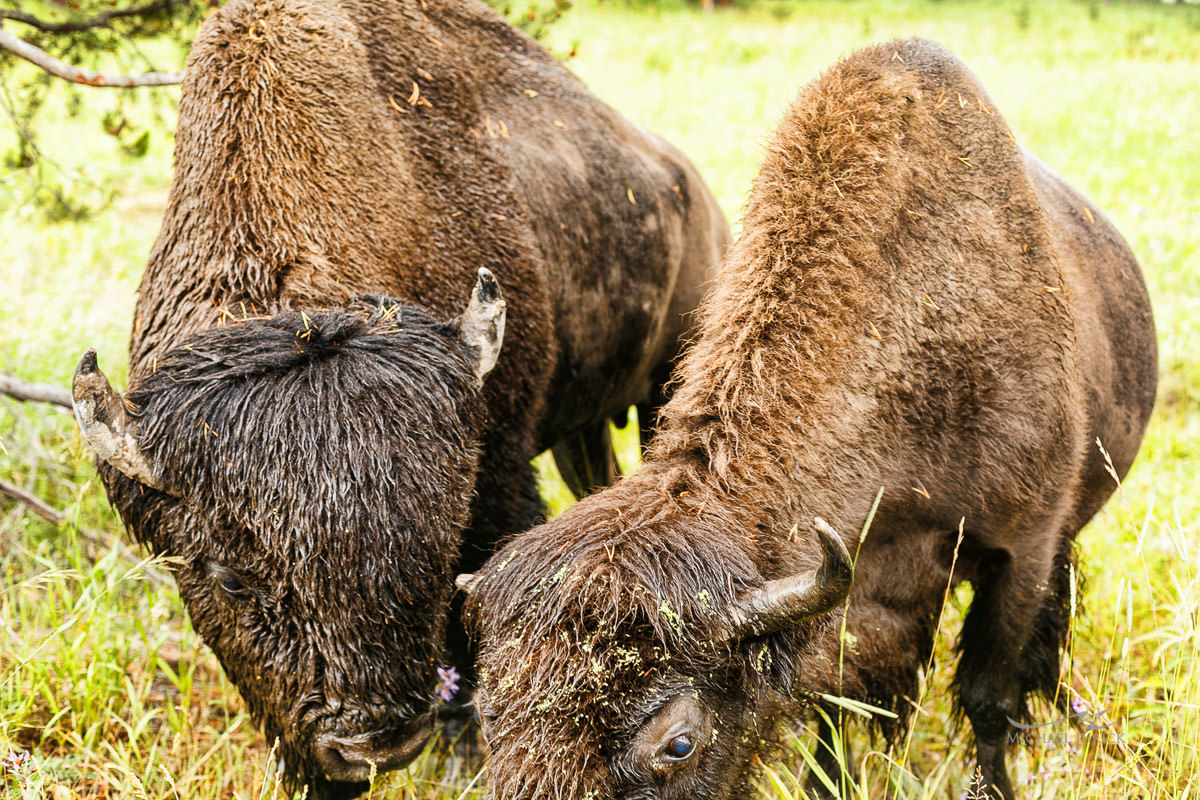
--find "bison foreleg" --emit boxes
[552,422,620,498]
[806,712,854,799]
[956,542,1059,800]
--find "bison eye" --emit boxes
[630,694,711,775]
[664,734,696,761]
[208,563,250,599]
[220,574,245,595]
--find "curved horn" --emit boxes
[73,349,165,491]
[722,517,854,641]
[456,573,479,594]
[459,268,506,387]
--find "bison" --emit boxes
[461,39,1157,800]
[70,0,727,795]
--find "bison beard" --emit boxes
[465,39,1156,800]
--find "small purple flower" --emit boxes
[1070,696,1089,715]
[2,749,34,776]
[436,666,460,703]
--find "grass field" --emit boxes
[2,0,1199,797]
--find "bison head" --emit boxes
[74,271,505,798]
[462,494,852,800]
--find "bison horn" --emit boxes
[459,268,506,387]
[72,349,166,492]
[723,517,854,641]
[456,573,479,594]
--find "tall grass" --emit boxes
[3,0,1198,797]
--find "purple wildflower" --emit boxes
[1070,696,1089,715]
[2,749,34,776]
[435,665,460,703]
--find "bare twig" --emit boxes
[0,477,64,525]
[0,0,184,34]
[0,29,183,87]
[0,372,72,408]
[0,476,172,584]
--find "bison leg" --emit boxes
[450,446,545,727]
[552,422,619,498]
[637,400,661,454]
[806,713,853,799]
[956,543,1060,800]
[1018,534,1076,708]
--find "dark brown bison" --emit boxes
[70,0,727,795]
[462,39,1156,800]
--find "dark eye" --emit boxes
[665,734,696,761]
[219,574,245,595]
[208,563,250,598]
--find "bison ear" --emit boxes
[73,349,167,493]
[458,268,506,387]
[722,518,853,641]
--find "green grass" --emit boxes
[3,0,1199,797]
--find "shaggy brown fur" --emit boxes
[132,0,727,497]
[86,0,727,796]
[466,39,1156,800]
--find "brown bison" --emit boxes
[70,0,727,796]
[462,39,1156,800]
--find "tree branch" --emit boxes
[0,28,183,87]
[0,477,64,525]
[0,0,183,34]
[0,476,173,584]
[0,372,72,408]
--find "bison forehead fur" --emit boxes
[467,38,1156,800]
[104,300,484,790]
[128,301,482,545]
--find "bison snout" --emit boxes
[314,714,434,781]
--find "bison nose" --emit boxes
[314,714,434,782]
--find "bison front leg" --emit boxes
[805,712,854,799]
[552,421,619,498]
[449,435,546,723]
[955,543,1058,800]
[637,399,662,454]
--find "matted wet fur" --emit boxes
[466,39,1156,800]
[80,0,728,796]
[102,299,489,800]
[120,300,482,797]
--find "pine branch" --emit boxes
[0,372,72,408]
[0,28,183,87]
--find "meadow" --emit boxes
[2,0,1198,797]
